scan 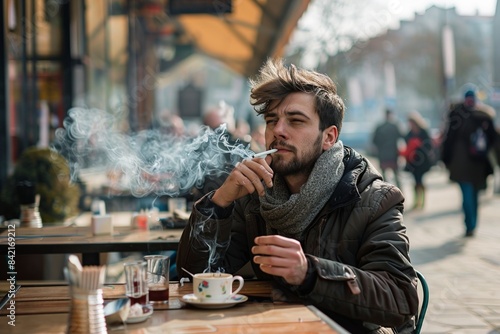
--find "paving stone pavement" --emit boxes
[396,166,500,334]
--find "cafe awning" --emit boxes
[168,0,311,77]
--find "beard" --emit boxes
[271,134,323,176]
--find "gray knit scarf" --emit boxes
[259,141,345,240]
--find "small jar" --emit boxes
[20,203,42,228]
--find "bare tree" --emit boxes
[287,0,395,68]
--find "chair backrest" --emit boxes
[414,270,429,334]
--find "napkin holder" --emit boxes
[65,257,108,334]
[67,287,107,334]
[91,215,113,236]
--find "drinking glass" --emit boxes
[124,261,148,305]
[144,255,170,303]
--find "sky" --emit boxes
[397,0,497,20]
[291,0,498,67]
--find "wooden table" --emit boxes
[0,280,348,333]
[0,224,184,265]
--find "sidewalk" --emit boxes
[399,166,500,334]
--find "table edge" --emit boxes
[306,305,351,334]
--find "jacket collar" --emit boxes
[325,146,382,211]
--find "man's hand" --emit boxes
[252,235,308,286]
[211,156,274,207]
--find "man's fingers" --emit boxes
[253,254,293,267]
[254,235,300,248]
[252,235,308,285]
[258,263,287,277]
[251,156,274,174]
[235,161,272,195]
[251,243,302,265]
[243,159,274,186]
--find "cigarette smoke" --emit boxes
[191,211,230,274]
[53,107,257,273]
[53,108,254,198]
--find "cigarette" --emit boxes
[252,148,277,158]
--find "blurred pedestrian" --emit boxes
[233,118,252,144]
[441,90,498,237]
[401,111,434,210]
[192,101,241,201]
[157,110,185,138]
[203,100,236,135]
[372,109,404,189]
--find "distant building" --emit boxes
[325,5,497,128]
[154,55,259,130]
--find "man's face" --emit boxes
[264,92,336,176]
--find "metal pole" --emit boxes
[442,24,455,109]
[494,0,500,88]
[30,0,38,145]
[127,0,137,132]
[492,0,500,122]
[61,1,73,118]
[20,0,28,149]
[0,0,12,189]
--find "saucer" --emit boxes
[125,304,153,324]
[181,294,248,309]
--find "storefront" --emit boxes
[0,0,310,189]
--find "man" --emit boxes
[441,90,497,237]
[372,109,404,189]
[177,59,418,333]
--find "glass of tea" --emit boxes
[124,260,149,305]
[144,255,170,304]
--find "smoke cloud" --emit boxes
[54,108,254,198]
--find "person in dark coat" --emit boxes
[441,90,497,237]
[372,109,404,189]
[177,58,418,333]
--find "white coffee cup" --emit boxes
[192,273,244,302]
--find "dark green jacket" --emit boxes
[177,147,418,333]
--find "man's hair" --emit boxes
[249,58,345,133]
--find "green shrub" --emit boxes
[0,147,81,223]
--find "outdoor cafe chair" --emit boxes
[414,270,429,334]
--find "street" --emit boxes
[396,164,500,333]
